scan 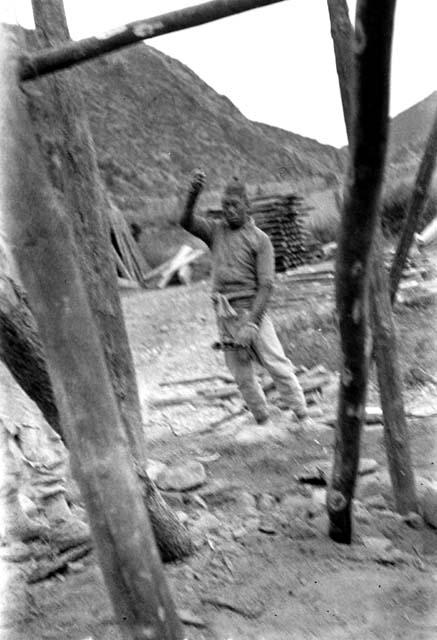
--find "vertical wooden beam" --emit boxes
[327,0,418,532]
[327,0,397,543]
[0,29,183,640]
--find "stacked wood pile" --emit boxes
[207,193,311,272]
[107,204,151,287]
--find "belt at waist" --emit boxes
[211,290,255,318]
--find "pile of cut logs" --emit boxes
[207,193,311,272]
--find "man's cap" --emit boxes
[223,176,248,202]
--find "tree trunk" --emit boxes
[14,1,192,561]
[326,0,397,543]
[1,28,184,640]
[389,107,437,302]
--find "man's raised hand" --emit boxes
[190,169,206,195]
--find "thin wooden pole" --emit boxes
[0,29,183,640]
[327,0,396,543]
[20,0,287,81]
[389,107,437,302]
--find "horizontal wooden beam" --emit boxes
[20,0,287,81]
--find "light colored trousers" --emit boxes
[216,309,307,421]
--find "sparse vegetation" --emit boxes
[276,302,436,389]
[381,179,437,237]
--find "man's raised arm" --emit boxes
[180,170,215,246]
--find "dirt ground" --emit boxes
[1,275,437,640]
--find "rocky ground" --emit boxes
[1,276,437,640]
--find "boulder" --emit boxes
[256,493,277,511]
[235,424,288,445]
[146,458,168,483]
[156,461,206,492]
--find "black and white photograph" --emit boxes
[1,1,437,638]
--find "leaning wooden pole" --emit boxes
[0,30,183,640]
[20,0,286,80]
[326,0,397,543]
[389,107,437,302]
[28,0,192,562]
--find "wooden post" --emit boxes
[28,0,192,562]
[20,0,286,81]
[327,0,418,535]
[389,107,437,302]
[326,0,397,543]
[0,29,184,640]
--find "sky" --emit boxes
[3,0,437,147]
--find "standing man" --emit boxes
[181,171,310,426]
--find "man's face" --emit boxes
[221,195,248,229]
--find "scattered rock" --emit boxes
[297,461,330,486]
[362,535,394,557]
[176,510,189,525]
[146,459,168,483]
[156,461,207,492]
[356,470,392,501]
[364,406,383,423]
[281,493,312,518]
[363,495,388,511]
[235,424,288,445]
[256,493,277,511]
[235,491,258,515]
[311,512,329,536]
[280,491,324,521]
[68,560,85,573]
[195,452,221,464]
[359,459,379,475]
[306,406,324,418]
[402,512,424,530]
[177,608,207,628]
[201,592,265,619]
[258,518,277,534]
[197,480,242,506]
[191,513,222,535]
[18,495,39,520]
[375,548,412,566]
[232,527,247,541]
[353,501,372,525]
[421,484,437,528]
[0,542,32,563]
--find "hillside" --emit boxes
[388,91,437,181]
[18,24,437,223]
[20,27,346,216]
